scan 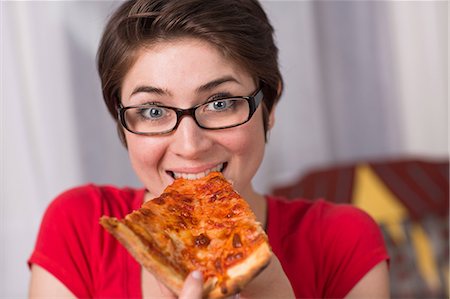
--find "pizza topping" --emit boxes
[140,208,154,218]
[214,258,223,273]
[220,282,228,295]
[225,252,244,266]
[232,233,242,248]
[194,233,211,247]
[153,195,166,205]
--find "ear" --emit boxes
[277,80,283,98]
[268,103,276,130]
[269,80,282,130]
[117,124,129,149]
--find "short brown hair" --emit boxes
[97,0,283,145]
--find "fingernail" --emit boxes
[192,270,203,281]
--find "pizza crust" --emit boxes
[100,217,186,294]
[208,242,272,298]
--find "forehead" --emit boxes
[120,37,255,98]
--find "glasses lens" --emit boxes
[124,105,177,134]
[196,98,250,129]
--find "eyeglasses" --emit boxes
[118,89,263,135]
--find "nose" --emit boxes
[169,116,213,159]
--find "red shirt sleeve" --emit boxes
[28,185,104,297]
[318,202,389,298]
[267,197,389,298]
[29,184,147,297]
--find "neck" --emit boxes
[243,189,267,229]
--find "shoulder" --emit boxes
[267,196,378,235]
[316,200,380,233]
[266,196,326,250]
[43,184,144,223]
[266,196,385,260]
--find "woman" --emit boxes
[29,0,389,298]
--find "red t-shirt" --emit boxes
[29,184,388,298]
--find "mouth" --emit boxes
[167,163,227,180]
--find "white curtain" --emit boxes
[1,1,447,296]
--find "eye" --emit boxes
[206,99,235,112]
[138,106,167,120]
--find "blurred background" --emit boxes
[1,0,448,297]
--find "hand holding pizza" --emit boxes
[178,255,295,299]
[178,271,204,299]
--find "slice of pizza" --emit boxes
[100,171,272,298]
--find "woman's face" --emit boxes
[120,38,271,200]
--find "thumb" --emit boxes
[179,270,204,299]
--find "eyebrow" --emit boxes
[130,85,170,97]
[196,76,240,92]
[129,76,240,98]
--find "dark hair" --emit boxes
[97,0,283,145]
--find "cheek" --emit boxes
[232,110,266,154]
[221,110,266,170]
[125,134,165,175]
[229,128,265,156]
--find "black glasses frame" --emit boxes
[118,88,263,135]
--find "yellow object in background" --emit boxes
[353,164,441,294]
[410,223,441,293]
[353,164,408,244]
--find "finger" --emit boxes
[225,293,241,299]
[179,270,204,299]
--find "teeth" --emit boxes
[173,164,224,180]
